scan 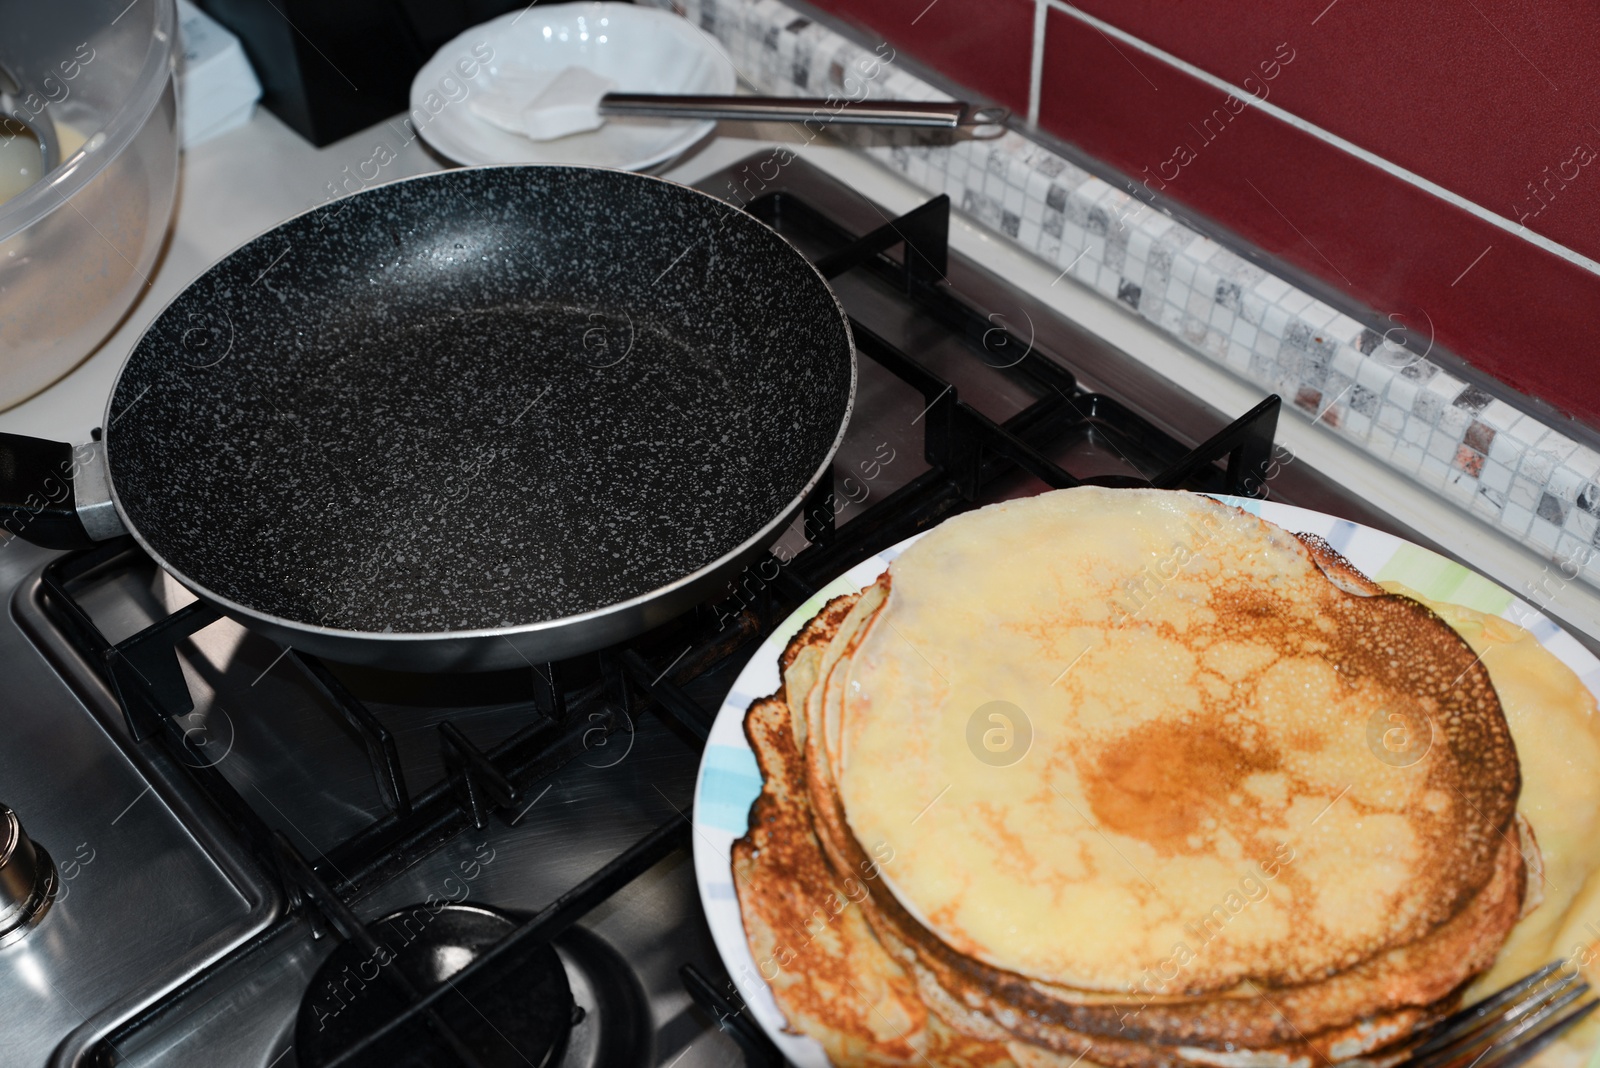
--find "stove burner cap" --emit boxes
[553,925,652,1068]
[294,903,573,1068]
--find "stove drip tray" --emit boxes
[295,904,575,1067]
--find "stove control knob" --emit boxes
[0,803,56,947]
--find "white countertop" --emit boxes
[8,107,1600,643]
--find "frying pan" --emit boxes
[0,166,855,671]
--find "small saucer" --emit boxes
[410,2,736,172]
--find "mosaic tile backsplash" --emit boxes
[649,0,1600,594]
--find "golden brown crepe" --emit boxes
[829,491,1517,994]
[736,599,1524,1067]
[733,488,1549,1067]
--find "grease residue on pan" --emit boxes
[105,167,852,634]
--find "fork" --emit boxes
[1386,961,1599,1068]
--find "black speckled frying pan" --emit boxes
[0,167,855,671]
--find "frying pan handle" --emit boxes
[0,434,123,549]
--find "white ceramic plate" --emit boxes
[409,2,735,171]
[690,495,1600,1065]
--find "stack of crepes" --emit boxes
[734,488,1536,1067]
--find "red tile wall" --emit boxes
[801,0,1035,114]
[803,0,1600,430]
[1064,0,1600,264]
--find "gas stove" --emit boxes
[0,154,1456,1067]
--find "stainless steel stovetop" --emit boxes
[0,154,1453,1067]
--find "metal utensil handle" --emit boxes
[597,94,1008,128]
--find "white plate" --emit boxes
[690,496,1600,1065]
[409,2,735,171]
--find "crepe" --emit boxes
[738,595,1528,1066]
[733,488,1551,1066]
[830,489,1518,994]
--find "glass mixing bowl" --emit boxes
[0,0,178,410]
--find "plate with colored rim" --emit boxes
[689,494,1600,1065]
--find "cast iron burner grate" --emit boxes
[36,181,1280,1067]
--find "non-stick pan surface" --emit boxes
[102,166,854,670]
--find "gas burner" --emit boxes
[554,925,653,1067]
[294,904,574,1068]
[0,803,56,949]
